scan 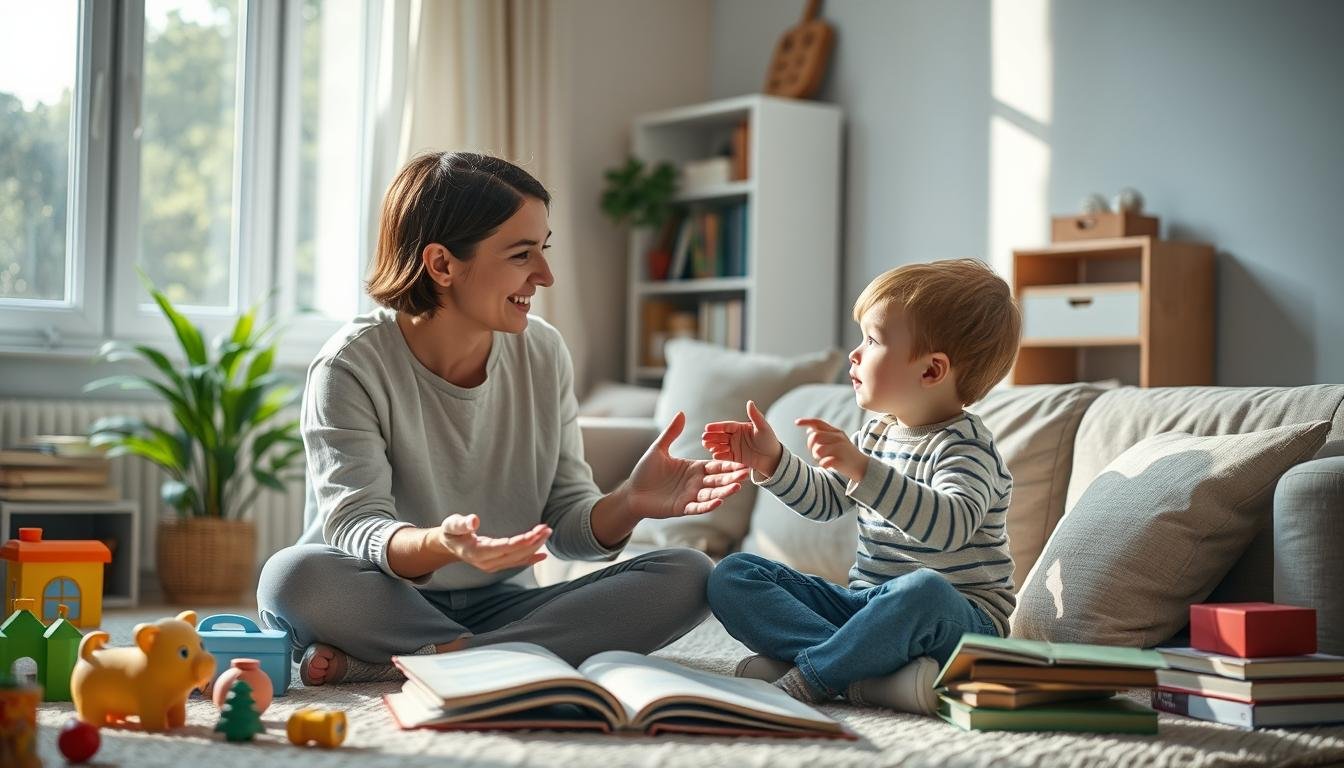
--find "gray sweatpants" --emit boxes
[255,545,713,667]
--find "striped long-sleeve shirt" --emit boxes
[755,410,1015,636]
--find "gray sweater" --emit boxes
[298,309,623,591]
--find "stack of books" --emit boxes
[1154,602,1344,728]
[934,634,1164,734]
[0,436,116,502]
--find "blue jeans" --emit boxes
[707,552,999,698]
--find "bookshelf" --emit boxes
[625,95,842,384]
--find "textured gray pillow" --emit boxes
[636,339,844,556]
[1012,421,1330,647]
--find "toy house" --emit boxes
[1,528,111,628]
[0,598,82,701]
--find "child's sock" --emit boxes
[299,642,436,685]
[843,656,940,715]
[773,666,829,704]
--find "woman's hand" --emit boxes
[626,412,750,521]
[436,514,552,572]
[795,417,867,482]
[701,400,784,478]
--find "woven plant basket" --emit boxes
[157,518,256,605]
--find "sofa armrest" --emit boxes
[578,416,660,493]
[1274,454,1344,655]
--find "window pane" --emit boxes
[291,0,363,318]
[139,0,241,308]
[0,1,78,303]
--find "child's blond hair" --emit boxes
[853,259,1021,405]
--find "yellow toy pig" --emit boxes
[71,610,216,731]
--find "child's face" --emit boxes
[847,304,930,414]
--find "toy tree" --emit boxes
[214,679,264,742]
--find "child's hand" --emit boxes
[702,400,784,478]
[795,418,868,482]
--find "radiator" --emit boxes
[0,398,305,575]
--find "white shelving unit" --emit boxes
[626,95,843,384]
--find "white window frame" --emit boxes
[0,0,113,351]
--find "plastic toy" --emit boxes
[0,674,41,768]
[198,613,290,697]
[58,717,101,763]
[71,609,215,731]
[1,527,112,628]
[0,598,83,701]
[287,707,348,748]
[214,679,264,742]
[213,657,273,714]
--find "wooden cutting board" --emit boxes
[763,0,835,99]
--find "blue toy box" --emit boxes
[198,613,291,696]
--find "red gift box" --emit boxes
[1190,602,1317,658]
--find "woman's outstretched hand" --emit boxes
[627,411,750,521]
[436,514,551,572]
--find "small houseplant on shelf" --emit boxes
[600,156,679,279]
[86,280,303,605]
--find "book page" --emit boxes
[578,651,840,732]
[393,642,592,706]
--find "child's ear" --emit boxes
[921,353,950,387]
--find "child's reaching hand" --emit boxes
[702,400,785,478]
[795,418,868,482]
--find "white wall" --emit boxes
[712,0,1344,385]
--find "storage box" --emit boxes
[1020,283,1141,343]
[199,613,291,696]
[1052,212,1159,242]
[1190,603,1317,658]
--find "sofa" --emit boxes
[559,382,1344,655]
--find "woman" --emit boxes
[257,152,748,685]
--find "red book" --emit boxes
[1190,603,1316,658]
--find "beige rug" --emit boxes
[29,606,1344,767]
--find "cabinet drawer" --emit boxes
[1020,283,1140,343]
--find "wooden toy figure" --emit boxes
[1,528,112,629]
[287,707,348,748]
[0,598,83,701]
[215,679,264,742]
[0,673,42,768]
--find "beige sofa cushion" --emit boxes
[637,339,844,556]
[1012,421,1330,647]
[742,383,1108,587]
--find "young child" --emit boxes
[702,258,1022,711]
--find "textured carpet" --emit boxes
[28,606,1344,768]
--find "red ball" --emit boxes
[58,718,101,764]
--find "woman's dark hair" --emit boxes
[366,151,550,316]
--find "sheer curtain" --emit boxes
[363,0,590,392]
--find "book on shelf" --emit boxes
[1157,646,1344,681]
[0,465,111,488]
[939,694,1158,734]
[0,448,110,469]
[935,633,1167,689]
[657,202,749,282]
[0,485,120,502]
[1152,688,1344,729]
[384,642,850,738]
[942,680,1118,710]
[1154,669,1344,703]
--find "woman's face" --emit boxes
[447,196,554,335]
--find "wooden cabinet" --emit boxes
[1012,236,1215,387]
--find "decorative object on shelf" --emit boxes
[57,717,100,764]
[1080,193,1110,214]
[212,658,274,714]
[1,527,110,628]
[198,613,291,698]
[71,610,215,731]
[0,598,82,701]
[1111,186,1144,213]
[680,156,732,189]
[0,673,42,768]
[287,707,348,748]
[214,679,264,742]
[764,0,835,99]
[85,278,303,605]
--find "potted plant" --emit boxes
[600,156,679,279]
[85,280,303,605]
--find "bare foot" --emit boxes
[299,643,348,686]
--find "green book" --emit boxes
[936,633,1167,687]
[939,694,1158,734]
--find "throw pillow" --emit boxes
[1011,421,1330,647]
[636,339,844,556]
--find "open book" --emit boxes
[384,642,851,738]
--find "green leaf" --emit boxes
[160,480,197,513]
[250,420,299,463]
[148,285,207,365]
[251,468,286,492]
